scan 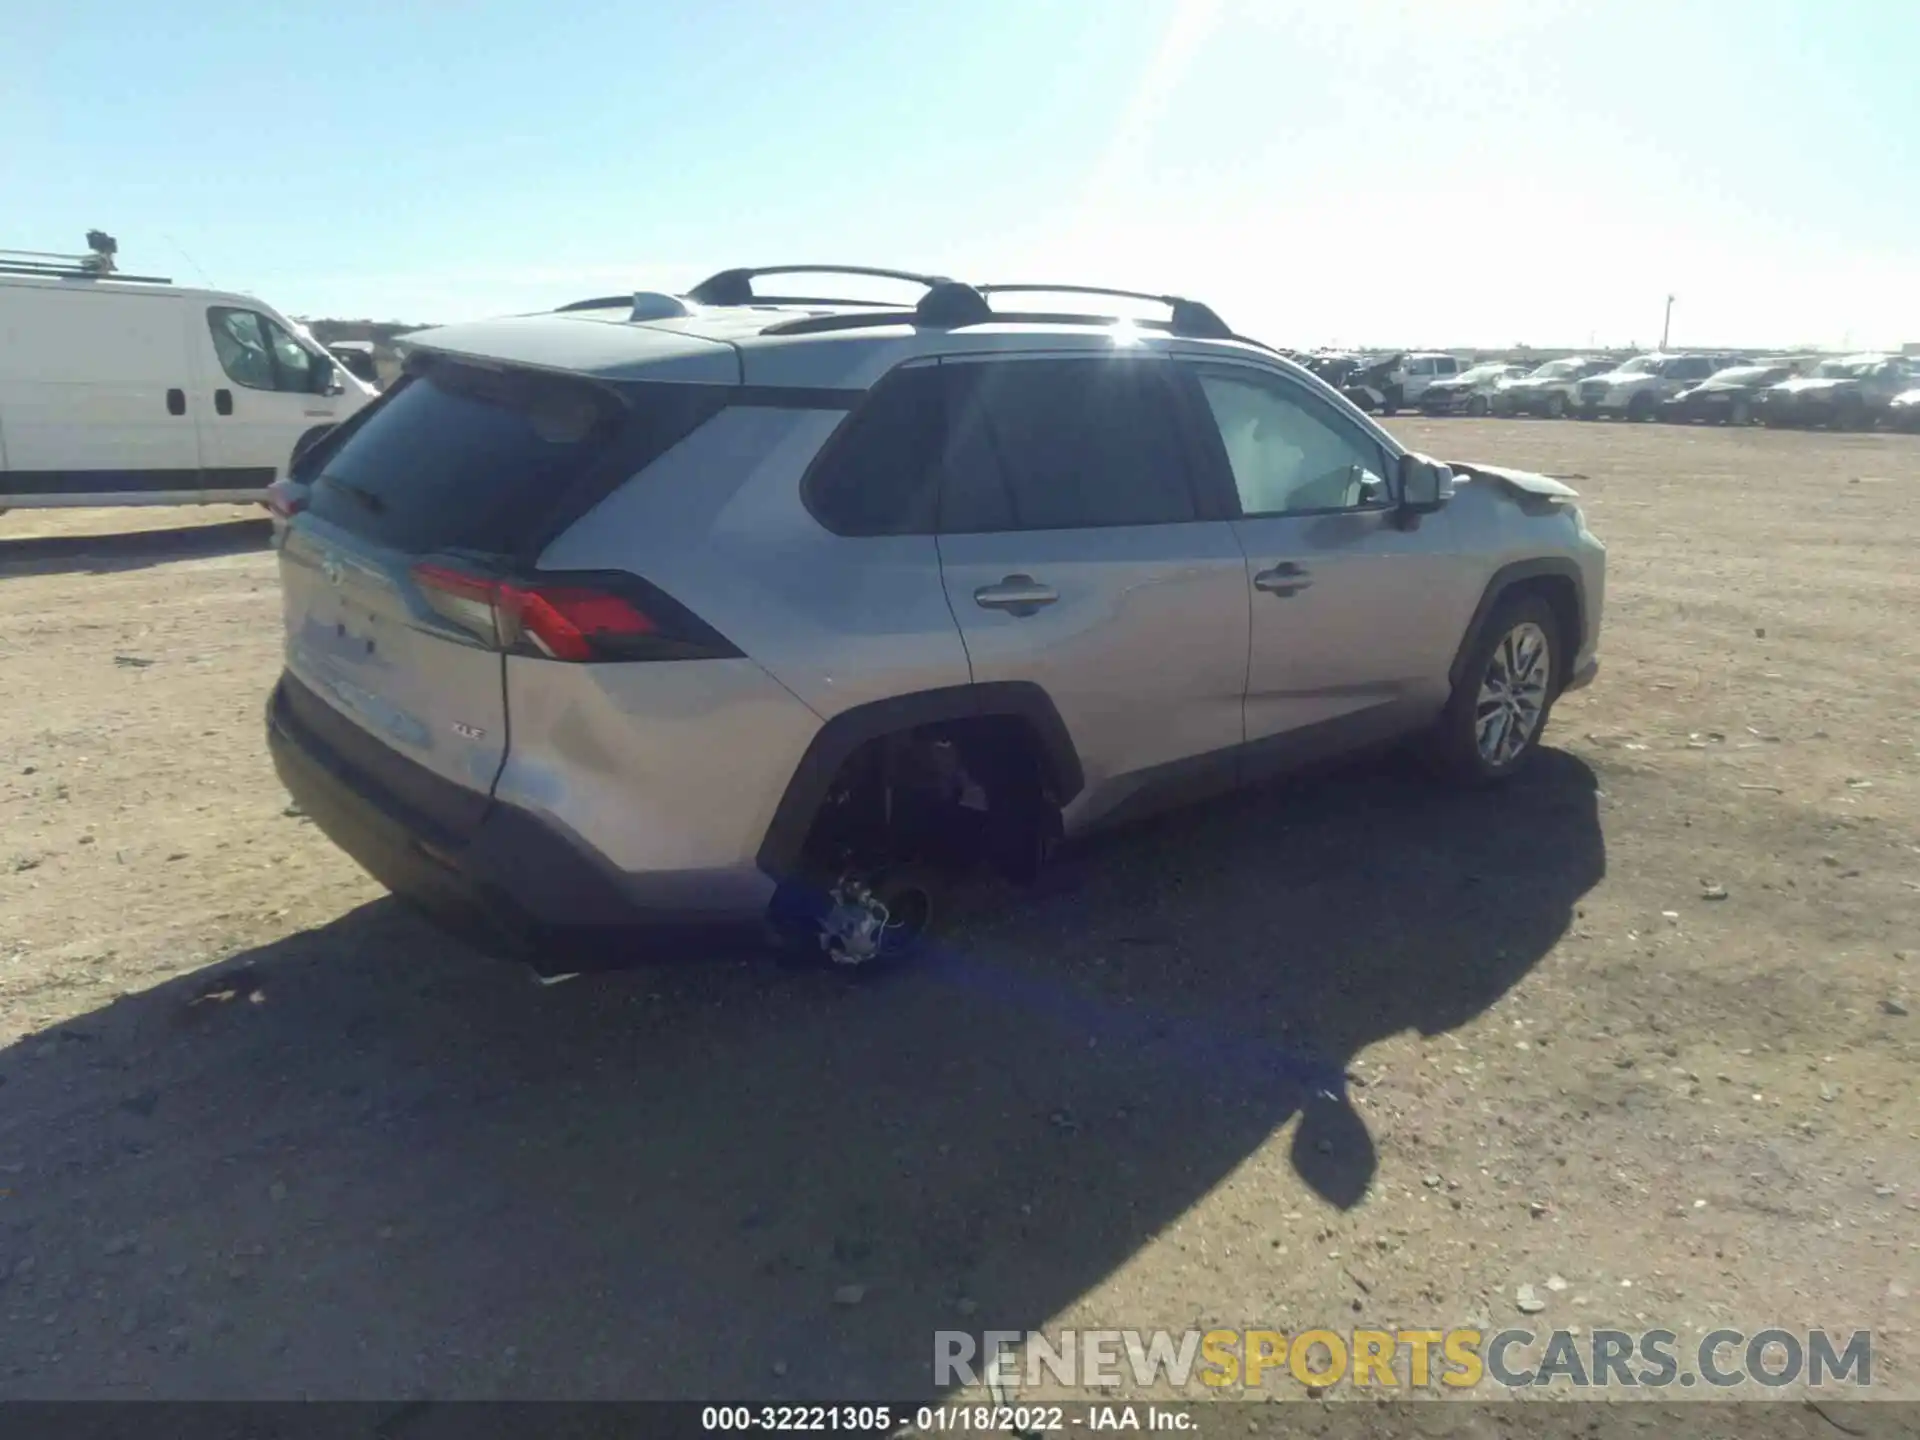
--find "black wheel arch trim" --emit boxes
[1448,559,1587,693]
[755,681,1084,878]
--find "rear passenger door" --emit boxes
[932,354,1250,828]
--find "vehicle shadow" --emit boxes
[0,750,1602,1401]
[0,517,271,578]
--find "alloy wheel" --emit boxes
[1475,622,1552,767]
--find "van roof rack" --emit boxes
[0,231,171,285]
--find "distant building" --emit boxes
[1904,342,1920,357]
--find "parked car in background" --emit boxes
[265,265,1603,973]
[1755,354,1914,430]
[1888,381,1920,432]
[325,341,383,390]
[1659,361,1797,425]
[1419,362,1529,416]
[1339,352,1409,414]
[1491,356,1615,418]
[1397,353,1463,406]
[0,235,376,513]
[1574,353,1742,421]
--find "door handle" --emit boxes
[215,388,233,416]
[974,574,1059,616]
[1253,562,1312,596]
[166,388,186,416]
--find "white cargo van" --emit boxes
[0,244,376,511]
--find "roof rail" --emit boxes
[679,267,1249,343]
[687,264,954,307]
[977,284,1232,340]
[555,295,633,312]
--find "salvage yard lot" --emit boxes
[1,419,1916,1404]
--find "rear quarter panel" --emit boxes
[536,404,973,723]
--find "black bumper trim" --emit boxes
[266,677,762,971]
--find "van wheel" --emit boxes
[1425,596,1561,785]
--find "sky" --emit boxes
[4,0,1915,351]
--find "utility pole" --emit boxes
[1661,294,1676,351]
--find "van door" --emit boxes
[0,285,202,504]
[194,303,352,500]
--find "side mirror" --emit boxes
[313,357,342,396]
[1398,453,1453,515]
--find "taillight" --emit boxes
[265,478,307,519]
[408,564,737,663]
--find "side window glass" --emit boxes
[1195,369,1390,517]
[1406,358,1431,377]
[264,317,320,394]
[937,360,1198,533]
[805,366,943,536]
[1438,357,1458,376]
[207,307,276,391]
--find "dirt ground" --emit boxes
[1,419,1916,1416]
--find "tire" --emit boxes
[1466,394,1489,417]
[1730,398,1751,426]
[1379,386,1401,417]
[1545,393,1567,420]
[1627,393,1656,422]
[1425,595,1562,785]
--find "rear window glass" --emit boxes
[306,362,719,555]
[938,359,1198,533]
[804,366,944,536]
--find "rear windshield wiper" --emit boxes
[319,474,386,515]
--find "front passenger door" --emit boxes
[1181,363,1480,768]
[933,354,1251,831]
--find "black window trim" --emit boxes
[1172,359,1400,522]
[928,351,1213,537]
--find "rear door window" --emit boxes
[304,360,723,557]
[937,359,1198,533]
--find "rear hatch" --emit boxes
[277,353,731,839]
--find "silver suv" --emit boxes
[266,266,1605,973]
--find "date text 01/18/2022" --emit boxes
[698,1405,1193,1433]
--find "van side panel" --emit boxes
[0,284,203,504]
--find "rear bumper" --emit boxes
[266,676,765,971]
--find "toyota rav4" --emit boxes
[265,266,1606,973]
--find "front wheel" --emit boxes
[1466,394,1489,417]
[1545,393,1567,419]
[1425,596,1561,785]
